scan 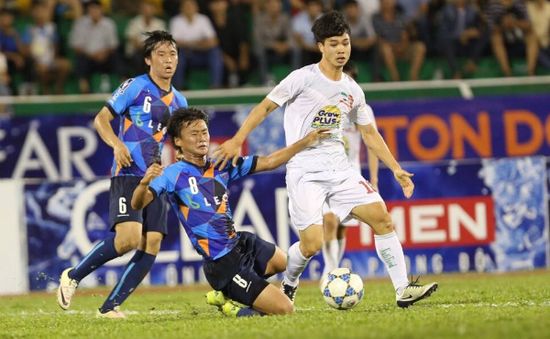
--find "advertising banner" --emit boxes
[2,94,549,179]
[25,156,549,290]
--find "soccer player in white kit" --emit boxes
[320,61,379,282]
[214,11,437,308]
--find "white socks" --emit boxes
[283,242,311,287]
[374,231,409,295]
[321,239,340,276]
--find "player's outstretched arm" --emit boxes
[357,123,414,198]
[94,106,132,168]
[367,147,379,190]
[213,97,279,169]
[357,123,380,190]
[255,129,330,172]
[131,164,163,210]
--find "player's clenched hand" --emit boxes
[114,140,132,168]
[141,163,163,185]
[213,138,242,169]
[303,128,331,147]
[393,168,414,198]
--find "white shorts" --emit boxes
[286,167,383,231]
[322,203,363,227]
[321,208,364,227]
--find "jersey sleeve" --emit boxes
[226,156,258,182]
[351,85,375,126]
[174,90,189,108]
[149,165,176,197]
[106,78,140,116]
[149,175,168,198]
[267,69,306,107]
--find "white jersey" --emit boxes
[342,109,376,172]
[342,122,362,172]
[267,64,375,171]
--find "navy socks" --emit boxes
[69,234,119,282]
[100,250,156,312]
[237,307,263,317]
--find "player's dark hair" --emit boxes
[311,11,350,43]
[167,107,209,148]
[143,30,177,59]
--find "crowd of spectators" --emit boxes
[0,0,548,95]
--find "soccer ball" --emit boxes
[321,267,364,310]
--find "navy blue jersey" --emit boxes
[149,156,258,260]
[106,74,188,177]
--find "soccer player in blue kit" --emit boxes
[131,107,329,317]
[57,31,188,318]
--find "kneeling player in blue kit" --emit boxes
[132,107,328,316]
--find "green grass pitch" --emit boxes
[1,270,549,338]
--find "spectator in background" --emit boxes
[0,51,11,101]
[0,8,28,95]
[51,0,83,20]
[397,0,429,22]
[113,0,162,15]
[437,0,487,79]
[49,0,83,59]
[526,0,550,70]
[396,0,431,53]
[169,0,223,89]
[342,0,380,81]
[373,0,426,81]
[163,0,181,18]
[486,0,538,76]
[353,0,379,34]
[209,0,250,87]
[21,1,71,94]
[69,0,118,93]
[253,0,292,85]
[292,0,323,68]
[288,0,306,15]
[125,0,166,75]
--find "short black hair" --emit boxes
[311,11,350,43]
[167,107,209,149]
[143,30,177,59]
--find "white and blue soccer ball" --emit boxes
[321,267,364,310]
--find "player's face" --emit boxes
[176,120,210,157]
[318,33,351,68]
[146,42,178,80]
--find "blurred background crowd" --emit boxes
[0,0,548,95]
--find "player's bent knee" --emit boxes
[265,248,287,276]
[323,213,339,232]
[273,249,287,272]
[301,240,322,258]
[114,222,142,253]
[145,233,163,255]
[115,233,141,253]
[374,214,394,234]
[271,299,294,315]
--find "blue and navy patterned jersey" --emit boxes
[106,74,188,177]
[149,156,258,260]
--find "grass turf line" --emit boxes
[0,270,549,338]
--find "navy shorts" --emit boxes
[203,231,276,306]
[109,176,168,235]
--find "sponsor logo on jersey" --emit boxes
[312,105,341,129]
[339,92,354,111]
[109,78,135,102]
